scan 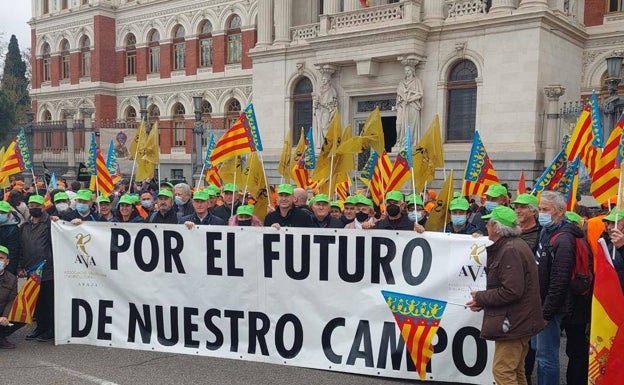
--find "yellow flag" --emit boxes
[253,187,269,221]
[142,121,160,164]
[413,115,444,192]
[219,155,243,184]
[242,153,266,198]
[321,111,342,156]
[293,128,306,163]
[277,138,291,182]
[130,120,147,160]
[361,108,385,155]
[425,170,454,232]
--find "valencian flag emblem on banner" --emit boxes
[381,290,447,380]
[8,260,46,324]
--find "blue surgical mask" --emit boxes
[174,196,184,206]
[0,214,8,224]
[0,260,4,271]
[408,211,418,222]
[451,215,467,226]
[141,200,153,209]
[484,201,498,212]
[538,212,553,227]
[76,203,90,215]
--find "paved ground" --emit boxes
[2,326,570,385]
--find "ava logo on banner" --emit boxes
[52,222,494,384]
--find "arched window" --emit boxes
[80,36,91,78]
[292,77,313,144]
[148,104,160,121]
[42,43,51,82]
[226,99,242,128]
[201,100,212,146]
[446,60,478,142]
[125,106,137,121]
[125,33,137,76]
[172,103,186,147]
[42,109,52,149]
[198,20,213,68]
[42,109,52,121]
[172,25,185,71]
[148,29,160,74]
[60,39,70,80]
[226,15,242,64]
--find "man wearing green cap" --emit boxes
[338,196,357,226]
[48,191,72,220]
[405,193,428,227]
[18,194,54,341]
[445,197,478,234]
[599,208,624,294]
[0,201,21,275]
[329,201,342,220]
[466,206,543,385]
[61,189,102,223]
[148,189,181,224]
[375,191,414,231]
[212,183,241,223]
[345,195,377,229]
[181,189,225,228]
[310,194,343,228]
[264,184,314,228]
[470,183,509,236]
[0,245,24,348]
[229,205,262,227]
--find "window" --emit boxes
[125,33,137,76]
[198,20,213,67]
[171,169,184,180]
[226,15,242,64]
[292,77,313,144]
[148,105,160,121]
[173,103,186,146]
[148,30,160,74]
[42,43,51,82]
[226,99,242,128]
[608,0,624,12]
[60,39,70,80]
[446,60,478,142]
[80,36,91,78]
[42,109,52,121]
[61,0,68,10]
[201,100,212,146]
[43,0,49,14]
[125,106,137,121]
[172,25,185,70]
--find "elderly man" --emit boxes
[534,191,589,385]
[181,189,225,228]
[345,195,377,229]
[375,191,414,230]
[470,184,508,235]
[467,206,544,385]
[293,187,313,217]
[173,183,195,216]
[213,183,241,223]
[310,194,343,228]
[148,190,180,224]
[0,245,24,348]
[96,195,115,222]
[62,189,101,223]
[264,184,314,229]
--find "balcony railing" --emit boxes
[446,0,488,18]
[291,23,320,44]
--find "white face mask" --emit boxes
[0,260,5,272]
[56,202,69,212]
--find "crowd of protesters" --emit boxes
[0,175,619,385]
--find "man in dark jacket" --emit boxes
[534,191,589,385]
[0,201,21,275]
[467,206,544,384]
[181,189,225,227]
[470,183,508,235]
[264,184,314,228]
[173,183,195,217]
[445,197,478,234]
[212,183,241,223]
[0,245,24,348]
[148,190,180,224]
[375,191,414,231]
[310,194,343,228]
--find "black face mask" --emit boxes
[355,211,369,222]
[238,220,252,227]
[386,204,401,217]
[29,208,43,218]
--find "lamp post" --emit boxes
[138,95,148,124]
[604,54,624,135]
[192,96,205,183]
[25,111,34,161]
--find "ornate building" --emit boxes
[28,0,624,188]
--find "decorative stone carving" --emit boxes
[395,56,423,146]
[543,85,566,102]
[313,64,338,148]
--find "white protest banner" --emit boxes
[52,222,494,384]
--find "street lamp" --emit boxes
[604,54,624,134]
[192,96,205,183]
[138,95,148,123]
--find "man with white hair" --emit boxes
[173,183,194,217]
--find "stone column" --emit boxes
[519,0,549,9]
[324,0,341,14]
[344,0,360,12]
[543,85,566,166]
[256,0,273,47]
[422,0,445,25]
[63,109,77,178]
[490,0,516,13]
[81,108,94,160]
[274,0,292,45]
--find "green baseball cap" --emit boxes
[0,201,11,213]
[157,189,174,199]
[565,211,582,225]
[192,189,210,201]
[405,193,424,207]
[96,195,111,204]
[206,185,220,197]
[512,193,538,206]
[28,195,45,205]
[236,205,255,216]
[118,195,135,205]
[453,192,462,199]
[356,196,374,207]
[277,184,294,195]
[76,189,93,201]
[313,194,330,204]
[330,201,342,209]
[344,196,358,206]
[160,181,174,190]
[0,245,8,256]
[604,208,624,222]
[481,206,517,227]
[485,184,508,198]
[54,192,70,202]
[449,197,470,211]
[385,190,404,202]
[222,183,239,193]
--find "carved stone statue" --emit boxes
[395,59,423,146]
[313,65,338,148]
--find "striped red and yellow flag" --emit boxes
[0,138,26,182]
[566,105,593,162]
[210,110,259,165]
[590,115,624,203]
[369,151,392,205]
[205,166,222,187]
[8,260,46,324]
[386,154,411,192]
[335,179,350,201]
[462,131,499,197]
[96,149,114,195]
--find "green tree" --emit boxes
[0,89,16,145]
[1,35,30,122]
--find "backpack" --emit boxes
[550,233,593,296]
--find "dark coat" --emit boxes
[374,214,414,231]
[469,206,490,235]
[475,236,544,340]
[444,220,479,235]
[180,213,226,226]
[519,223,542,254]
[0,216,21,274]
[148,209,181,224]
[175,200,195,217]
[312,215,344,229]
[212,202,241,223]
[0,270,17,317]
[264,207,315,228]
[19,213,53,282]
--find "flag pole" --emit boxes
[230,156,238,219]
[614,161,624,256]
[128,120,142,190]
[196,163,207,191]
[257,151,273,209]
[30,169,38,195]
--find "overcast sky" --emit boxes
[0,3,32,50]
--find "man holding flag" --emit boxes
[0,245,23,348]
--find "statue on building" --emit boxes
[313,65,338,148]
[395,57,423,146]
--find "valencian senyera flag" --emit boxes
[210,103,263,165]
[591,113,624,204]
[0,128,33,181]
[462,131,499,197]
[381,290,447,380]
[8,260,46,324]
